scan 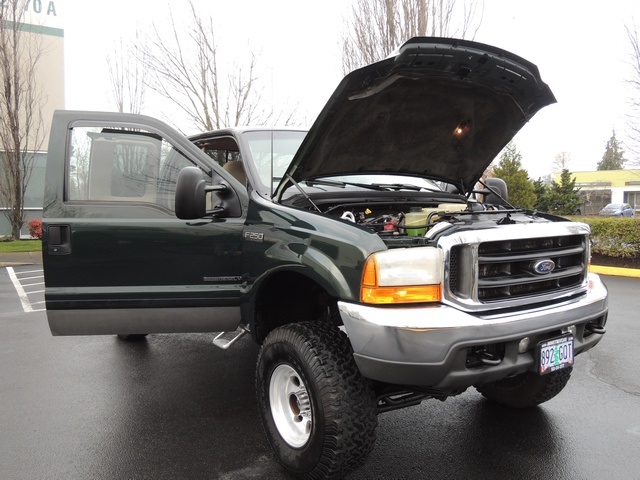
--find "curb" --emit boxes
[589,264,640,279]
[0,251,43,268]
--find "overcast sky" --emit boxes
[59,0,640,180]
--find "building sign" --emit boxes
[1,0,62,35]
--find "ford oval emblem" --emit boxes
[532,259,555,275]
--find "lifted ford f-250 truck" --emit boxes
[42,37,608,479]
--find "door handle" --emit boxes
[47,225,71,255]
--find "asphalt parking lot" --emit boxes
[1,268,639,479]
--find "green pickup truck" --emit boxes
[42,37,608,479]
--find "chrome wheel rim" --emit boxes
[269,364,312,448]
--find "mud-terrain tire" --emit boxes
[256,322,377,479]
[476,366,573,408]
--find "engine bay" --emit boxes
[326,202,468,237]
[282,190,559,247]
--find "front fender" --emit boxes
[242,195,386,303]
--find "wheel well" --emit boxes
[252,271,339,344]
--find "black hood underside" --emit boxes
[276,37,556,199]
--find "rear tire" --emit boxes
[476,366,572,408]
[256,322,377,479]
[116,334,148,340]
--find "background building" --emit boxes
[559,169,640,215]
[0,0,64,237]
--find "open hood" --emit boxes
[275,37,556,200]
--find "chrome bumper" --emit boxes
[339,273,608,389]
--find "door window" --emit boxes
[67,126,206,212]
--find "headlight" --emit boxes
[360,247,443,304]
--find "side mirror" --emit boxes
[483,177,509,206]
[175,167,207,219]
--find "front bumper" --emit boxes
[339,273,608,390]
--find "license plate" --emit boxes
[538,335,574,375]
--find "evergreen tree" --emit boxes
[533,177,551,212]
[541,169,582,215]
[597,130,625,170]
[492,143,536,209]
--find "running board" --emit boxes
[212,327,248,349]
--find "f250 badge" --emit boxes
[244,231,264,243]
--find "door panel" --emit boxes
[43,111,247,335]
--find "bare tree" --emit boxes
[552,152,572,173]
[626,21,640,166]
[0,0,46,239]
[136,1,279,131]
[341,0,484,74]
[107,33,147,114]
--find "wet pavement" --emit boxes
[1,268,639,479]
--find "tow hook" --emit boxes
[467,347,502,368]
[586,323,606,335]
[478,350,502,366]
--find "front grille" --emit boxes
[448,233,588,305]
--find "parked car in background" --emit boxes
[599,203,635,217]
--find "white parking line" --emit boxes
[17,269,43,275]
[6,267,35,313]
[19,275,44,281]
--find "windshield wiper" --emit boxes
[371,183,439,192]
[305,179,441,192]
[304,179,389,191]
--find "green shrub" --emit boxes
[579,217,640,259]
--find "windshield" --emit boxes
[242,130,306,195]
[242,130,449,198]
